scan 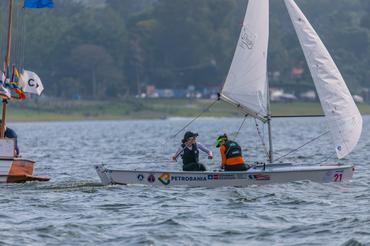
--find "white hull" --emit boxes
[95,163,354,187]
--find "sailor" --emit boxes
[172,131,213,171]
[0,120,19,156]
[216,134,249,171]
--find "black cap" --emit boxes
[183,131,198,142]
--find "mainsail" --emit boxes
[284,0,363,159]
[221,0,269,121]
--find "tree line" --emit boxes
[0,0,369,99]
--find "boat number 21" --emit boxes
[334,173,343,182]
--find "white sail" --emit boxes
[221,0,269,119]
[284,0,363,159]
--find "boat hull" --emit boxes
[0,158,50,183]
[95,163,354,187]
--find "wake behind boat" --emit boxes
[95,163,354,187]
[96,0,362,187]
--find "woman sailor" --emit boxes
[172,131,213,171]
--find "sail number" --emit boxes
[334,173,343,182]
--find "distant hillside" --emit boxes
[0,0,369,99]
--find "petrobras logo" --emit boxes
[159,172,171,185]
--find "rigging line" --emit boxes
[9,2,18,66]
[274,130,330,162]
[234,114,248,140]
[16,0,23,67]
[1,26,4,68]
[318,152,336,165]
[13,0,21,67]
[254,118,269,160]
[20,5,26,70]
[172,98,219,138]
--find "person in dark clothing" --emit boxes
[216,134,249,171]
[172,131,213,171]
[0,120,19,156]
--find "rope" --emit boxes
[172,98,219,138]
[233,114,248,140]
[254,118,269,160]
[274,130,330,162]
[21,6,26,70]
[318,152,336,164]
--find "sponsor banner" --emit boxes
[171,175,207,182]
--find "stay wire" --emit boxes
[274,130,330,162]
[254,118,269,160]
[318,152,336,165]
[233,114,248,140]
[172,98,219,138]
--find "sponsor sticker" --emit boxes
[171,176,207,182]
[249,173,270,181]
[137,174,144,181]
[159,172,171,185]
[147,174,156,183]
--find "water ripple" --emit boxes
[1,117,369,245]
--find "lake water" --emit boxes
[0,117,369,245]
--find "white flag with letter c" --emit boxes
[20,70,44,95]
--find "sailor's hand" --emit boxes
[172,156,177,161]
[208,155,213,160]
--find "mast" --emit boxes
[1,0,13,139]
[266,78,273,163]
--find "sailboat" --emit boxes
[95,0,362,187]
[0,0,52,183]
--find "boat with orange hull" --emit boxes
[0,0,51,183]
[0,158,49,183]
[0,139,49,183]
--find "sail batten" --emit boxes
[284,0,363,159]
[221,0,269,120]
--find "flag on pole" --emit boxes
[0,85,11,99]
[24,0,54,9]
[0,72,5,84]
[19,70,44,95]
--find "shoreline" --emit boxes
[6,99,370,122]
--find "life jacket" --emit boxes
[224,140,242,158]
[222,140,244,166]
[181,143,199,165]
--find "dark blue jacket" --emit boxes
[5,127,19,156]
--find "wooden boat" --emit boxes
[0,139,49,183]
[96,0,362,187]
[0,0,51,183]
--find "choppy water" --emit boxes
[1,117,369,245]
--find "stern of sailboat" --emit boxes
[0,139,50,183]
